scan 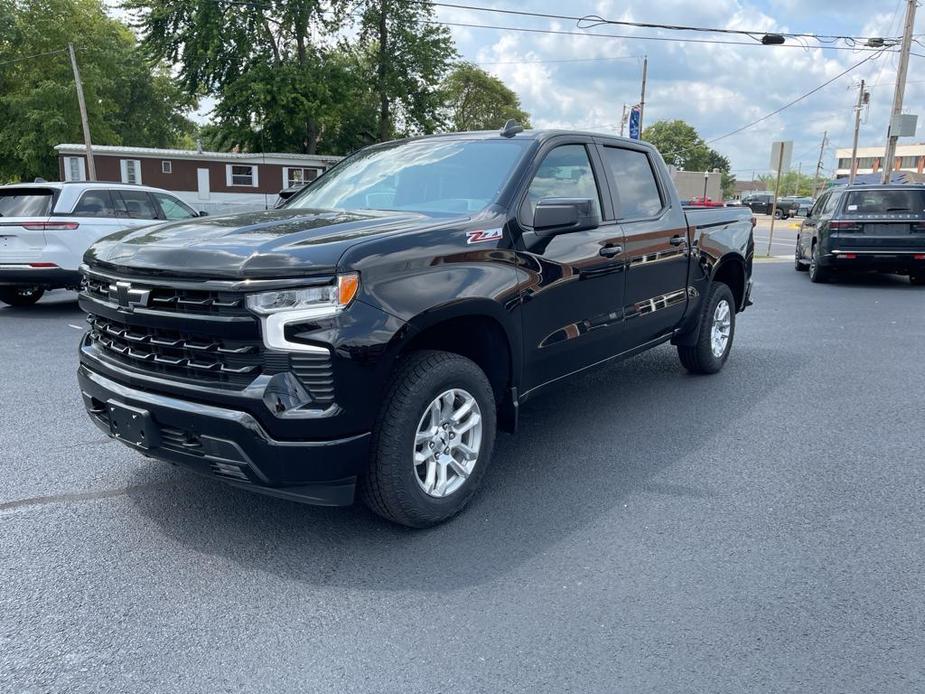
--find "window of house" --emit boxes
[520,145,601,224]
[73,190,118,217]
[120,159,142,185]
[900,156,918,169]
[152,192,197,220]
[837,158,852,169]
[283,167,320,188]
[114,190,158,219]
[64,156,86,182]
[226,164,257,187]
[162,160,172,174]
[602,146,664,219]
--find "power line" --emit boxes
[474,54,645,66]
[706,49,886,144]
[0,47,71,67]
[429,19,895,52]
[427,1,898,46]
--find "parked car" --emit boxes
[0,181,204,307]
[687,196,725,207]
[77,126,754,527]
[742,193,797,218]
[795,184,925,284]
[782,196,814,217]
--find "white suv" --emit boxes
[0,181,204,307]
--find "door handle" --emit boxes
[599,245,623,258]
[669,235,688,246]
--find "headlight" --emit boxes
[246,273,359,353]
[246,273,359,315]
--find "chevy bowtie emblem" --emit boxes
[108,281,151,311]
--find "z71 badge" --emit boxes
[466,228,503,244]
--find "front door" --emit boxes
[515,141,627,392]
[599,144,690,346]
[197,168,210,201]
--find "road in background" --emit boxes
[2,266,924,693]
[751,213,802,258]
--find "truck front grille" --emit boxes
[87,315,263,386]
[83,274,250,317]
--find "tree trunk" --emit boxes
[377,0,390,142]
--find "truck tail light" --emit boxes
[915,254,925,260]
[21,222,79,231]
[29,262,59,268]
[841,253,857,259]
[829,221,861,232]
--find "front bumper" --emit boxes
[78,364,371,506]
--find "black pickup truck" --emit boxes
[77,126,754,527]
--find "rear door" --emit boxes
[0,188,56,263]
[112,190,162,228]
[599,143,690,346]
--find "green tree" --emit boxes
[442,62,530,131]
[757,170,817,197]
[643,119,736,197]
[0,0,194,182]
[128,0,456,153]
[357,0,456,141]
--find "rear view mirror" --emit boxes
[533,198,600,237]
[198,210,208,217]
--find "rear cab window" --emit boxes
[601,146,664,220]
[0,188,55,217]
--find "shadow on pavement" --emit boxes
[0,290,82,317]
[126,343,795,591]
[819,272,920,289]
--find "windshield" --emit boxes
[287,139,530,214]
[844,189,925,215]
[0,188,54,217]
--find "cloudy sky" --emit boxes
[435,0,922,179]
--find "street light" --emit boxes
[703,171,709,202]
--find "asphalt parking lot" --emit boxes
[2,263,923,693]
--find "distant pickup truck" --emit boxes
[77,124,755,527]
[742,193,798,218]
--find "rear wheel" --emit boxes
[677,282,736,375]
[360,350,496,528]
[0,286,44,307]
[808,245,830,283]
[774,208,783,219]
[794,241,808,271]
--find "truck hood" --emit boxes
[85,208,466,279]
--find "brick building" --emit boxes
[55,144,341,215]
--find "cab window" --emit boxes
[521,144,601,225]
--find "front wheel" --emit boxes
[360,350,497,528]
[0,286,44,307]
[774,209,783,219]
[677,282,736,375]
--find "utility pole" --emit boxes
[794,162,802,195]
[620,103,627,137]
[767,144,786,256]
[882,0,917,184]
[849,79,867,185]
[638,56,647,137]
[68,43,96,181]
[812,130,828,198]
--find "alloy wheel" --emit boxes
[412,388,483,498]
[710,299,732,358]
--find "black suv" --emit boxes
[77,128,753,526]
[795,184,925,284]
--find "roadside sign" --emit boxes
[769,141,793,173]
[629,105,641,140]
[891,113,917,137]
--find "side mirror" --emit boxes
[533,198,600,237]
[198,210,208,217]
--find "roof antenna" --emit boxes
[500,119,524,138]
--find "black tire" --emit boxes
[808,244,830,283]
[794,242,808,271]
[0,286,44,307]
[910,274,925,286]
[677,282,736,375]
[359,350,497,528]
[774,208,783,219]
